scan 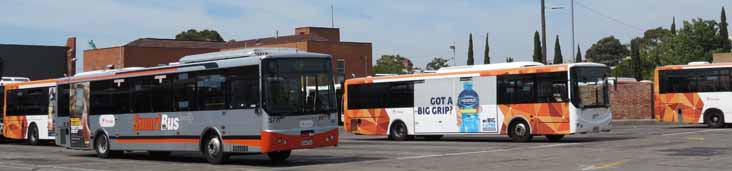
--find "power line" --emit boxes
[575,1,645,32]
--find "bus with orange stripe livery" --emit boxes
[54,48,339,164]
[654,62,732,128]
[2,80,57,145]
[344,62,612,142]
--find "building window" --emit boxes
[336,59,346,82]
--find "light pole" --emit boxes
[571,0,576,63]
[450,42,456,66]
[541,0,547,64]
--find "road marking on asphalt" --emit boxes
[581,160,627,170]
[0,161,110,171]
[660,129,728,137]
[686,136,705,141]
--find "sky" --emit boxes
[0,0,729,73]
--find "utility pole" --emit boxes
[331,5,334,28]
[450,42,456,66]
[571,0,576,62]
[541,0,547,63]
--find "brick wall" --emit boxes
[83,47,123,72]
[609,81,653,119]
[124,47,219,68]
[307,41,372,79]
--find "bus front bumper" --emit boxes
[259,128,339,153]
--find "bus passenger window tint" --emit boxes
[346,81,414,109]
[174,73,197,111]
[197,70,227,110]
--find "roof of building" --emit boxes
[124,38,228,49]
[224,34,329,49]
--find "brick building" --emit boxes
[0,37,76,80]
[83,27,372,82]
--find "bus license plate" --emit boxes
[301,139,313,146]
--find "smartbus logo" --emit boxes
[133,114,180,131]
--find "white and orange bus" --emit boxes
[655,62,732,128]
[2,80,57,145]
[344,62,612,142]
[51,48,339,164]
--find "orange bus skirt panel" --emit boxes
[655,93,704,124]
[259,128,339,153]
[3,116,28,140]
[344,109,390,135]
[499,103,571,135]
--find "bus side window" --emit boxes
[226,66,259,109]
[174,73,197,111]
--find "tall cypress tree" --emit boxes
[484,33,490,64]
[671,16,677,35]
[631,38,642,80]
[721,7,731,52]
[533,31,543,63]
[467,33,474,65]
[576,45,582,63]
[553,35,563,64]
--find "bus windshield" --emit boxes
[571,67,610,108]
[263,58,336,116]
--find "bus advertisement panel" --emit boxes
[344,62,612,142]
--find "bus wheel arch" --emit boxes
[507,117,533,142]
[198,127,223,152]
[388,120,412,141]
[704,108,726,128]
[201,128,229,164]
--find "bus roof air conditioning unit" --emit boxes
[179,48,300,64]
[688,61,710,65]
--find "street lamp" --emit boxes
[449,42,456,66]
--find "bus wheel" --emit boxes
[148,151,171,158]
[203,134,229,164]
[389,121,412,141]
[95,134,113,158]
[705,111,726,128]
[267,150,292,162]
[508,120,533,142]
[27,124,40,146]
[545,135,564,142]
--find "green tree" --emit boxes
[467,33,474,65]
[484,33,490,64]
[630,38,642,81]
[175,29,225,42]
[671,17,677,35]
[720,7,731,52]
[585,36,629,66]
[553,35,563,64]
[533,31,543,63]
[426,57,450,70]
[576,45,582,62]
[373,54,412,74]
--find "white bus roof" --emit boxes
[179,48,301,64]
[436,62,544,73]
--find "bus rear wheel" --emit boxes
[203,134,229,164]
[388,121,413,141]
[545,135,564,142]
[705,111,726,128]
[27,125,40,146]
[508,120,533,142]
[95,134,115,158]
[267,150,292,162]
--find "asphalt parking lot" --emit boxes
[1,122,731,171]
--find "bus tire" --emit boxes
[27,124,40,146]
[203,134,229,164]
[705,110,726,128]
[545,135,564,142]
[508,119,533,142]
[267,150,292,162]
[388,121,413,141]
[95,133,114,158]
